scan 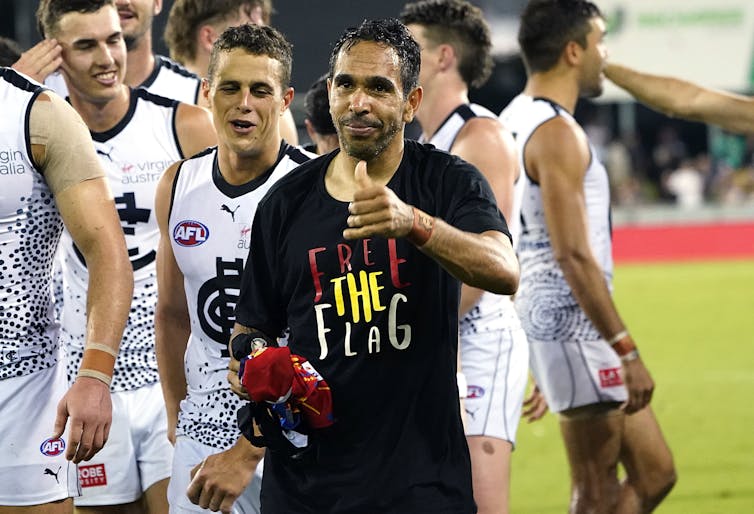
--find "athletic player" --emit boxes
[605,62,754,135]
[400,2,529,512]
[0,67,132,511]
[35,1,217,512]
[19,0,203,105]
[164,0,299,145]
[155,23,312,514]
[194,18,520,513]
[500,2,676,512]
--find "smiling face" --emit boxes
[205,48,292,158]
[329,41,419,162]
[114,0,160,49]
[55,5,126,104]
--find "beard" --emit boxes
[337,115,402,161]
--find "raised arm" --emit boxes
[451,117,519,313]
[33,92,133,462]
[154,161,191,444]
[527,116,652,413]
[605,62,754,135]
[344,160,519,295]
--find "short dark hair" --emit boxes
[37,0,115,38]
[304,74,335,135]
[207,23,292,87]
[165,0,274,65]
[518,0,602,74]
[0,36,22,67]
[328,18,420,98]
[400,0,492,88]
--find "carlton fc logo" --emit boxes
[173,220,209,247]
[40,437,66,457]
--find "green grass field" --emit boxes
[509,260,754,513]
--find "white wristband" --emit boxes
[457,372,468,399]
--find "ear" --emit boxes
[201,77,211,106]
[563,40,582,67]
[304,119,317,141]
[281,87,294,113]
[198,25,217,53]
[153,0,163,16]
[437,44,456,73]
[403,86,423,123]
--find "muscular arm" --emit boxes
[154,162,191,444]
[175,102,218,158]
[451,118,519,314]
[33,93,133,462]
[345,161,519,295]
[527,117,653,412]
[605,63,754,135]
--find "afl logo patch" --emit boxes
[173,220,209,247]
[40,437,66,457]
[467,385,485,399]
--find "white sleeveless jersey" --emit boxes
[0,68,62,379]
[45,55,201,105]
[60,88,184,391]
[421,103,523,336]
[170,144,313,449]
[500,94,613,343]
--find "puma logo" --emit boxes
[44,466,61,484]
[221,204,240,222]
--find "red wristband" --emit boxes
[611,334,637,357]
[406,207,434,247]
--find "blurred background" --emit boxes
[4,0,754,213]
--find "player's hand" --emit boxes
[621,358,654,414]
[227,349,250,401]
[522,384,548,422]
[186,439,262,513]
[53,376,112,463]
[12,39,63,83]
[343,160,414,240]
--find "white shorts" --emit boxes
[75,382,173,506]
[460,310,529,444]
[168,436,263,514]
[529,338,628,413]
[0,362,79,506]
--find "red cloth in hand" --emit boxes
[240,347,334,429]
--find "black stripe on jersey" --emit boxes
[90,88,139,142]
[456,104,476,121]
[172,105,184,159]
[531,96,565,117]
[24,87,47,176]
[1,67,45,93]
[141,56,202,104]
[285,143,312,165]
[168,157,192,222]
[133,86,180,108]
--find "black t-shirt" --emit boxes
[236,140,510,513]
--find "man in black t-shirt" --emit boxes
[197,18,519,513]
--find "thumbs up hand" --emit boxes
[343,160,414,240]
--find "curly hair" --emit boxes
[207,23,292,87]
[328,18,420,99]
[304,74,336,135]
[518,0,602,73]
[165,0,273,65]
[400,0,492,88]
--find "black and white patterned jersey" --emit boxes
[45,55,201,105]
[500,94,613,343]
[422,103,523,336]
[61,88,184,391]
[170,143,312,449]
[0,68,61,379]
